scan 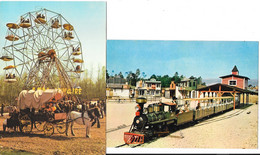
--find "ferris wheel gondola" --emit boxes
[1,8,84,89]
[6,23,20,29]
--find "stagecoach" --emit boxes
[4,89,68,136]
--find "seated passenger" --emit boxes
[8,74,12,79]
[179,107,184,114]
[52,105,57,113]
[20,16,25,23]
[184,103,189,112]
[196,102,201,110]
[36,14,41,18]
[55,102,62,113]
[68,32,73,37]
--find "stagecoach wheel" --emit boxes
[35,121,45,132]
[19,114,32,133]
[56,121,66,134]
[44,123,54,136]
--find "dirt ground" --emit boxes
[0,115,106,155]
[107,98,258,152]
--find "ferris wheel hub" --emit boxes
[47,49,56,59]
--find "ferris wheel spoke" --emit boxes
[39,28,53,48]
[4,48,24,63]
[40,60,54,87]
[26,61,41,87]
[27,32,42,51]
[7,28,26,42]
[3,41,27,49]
[11,46,33,62]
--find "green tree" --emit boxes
[118,72,124,78]
[172,72,181,83]
[106,70,110,79]
[150,74,157,80]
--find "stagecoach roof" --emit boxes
[197,83,258,95]
[17,89,64,110]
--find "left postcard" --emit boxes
[0,1,106,154]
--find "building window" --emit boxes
[229,80,237,86]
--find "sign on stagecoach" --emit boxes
[31,87,83,95]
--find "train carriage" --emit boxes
[176,110,193,126]
[194,109,205,120]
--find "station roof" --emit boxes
[197,83,258,95]
[232,65,238,72]
[219,74,250,80]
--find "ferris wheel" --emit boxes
[1,8,84,90]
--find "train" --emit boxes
[124,96,236,144]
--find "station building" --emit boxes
[197,65,258,109]
[219,65,249,89]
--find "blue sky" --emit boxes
[107,40,258,80]
[0,1,106,79]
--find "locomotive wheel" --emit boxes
[19,114,32,133]
[35,121,45,132]
[44,123,54,136]
[56,122,66,134]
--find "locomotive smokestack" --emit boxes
[136,97,147,114]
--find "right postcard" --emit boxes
[106,40,258,151]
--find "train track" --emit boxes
[115,143,144,148]
[106,124,131,133]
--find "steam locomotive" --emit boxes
[124,96,235,144]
